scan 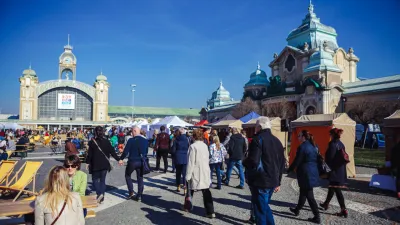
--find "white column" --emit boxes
[349,61,357,82]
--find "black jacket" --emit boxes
[86,137,120,173]
[228,133,246,160]
[325,140,347,185]
[243,129,285,189]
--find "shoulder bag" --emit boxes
[316,146,331,179]
[50,200,67,225]
[92,138,113,171]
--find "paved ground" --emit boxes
[1,146,399,225]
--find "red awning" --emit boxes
[195,120,209,126]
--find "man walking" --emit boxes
[119,126,148,201]
[243,117,285,225]
[154,126,170,173]
[224,127,246,189]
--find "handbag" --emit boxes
[315,145,331,178]
[92,138,113,171]
[183,181,193,212]
[50,200,67,225]
[334,143,350,167]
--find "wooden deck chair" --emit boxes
[6,150,14,159]
[0,161,43,201]
[0,160,18,185]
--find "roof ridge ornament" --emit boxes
[308,0,314,14]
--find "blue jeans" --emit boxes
[251,188,275,225]
[221,161,239,177]
[225,159,245,187]
[210,163,222,188]
[92,170,107,197]
[125,161,144,196]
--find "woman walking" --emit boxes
[35,166,85,225]
[320,128,348,217]
[172,127,190,192]
[86,126,120,204]
[288,130,320,224]
[209,136,227,189]
[186,129,215,218]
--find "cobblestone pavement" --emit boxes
[1,146,399,225]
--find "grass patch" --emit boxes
[354,147,385,168]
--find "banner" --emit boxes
[58,94,75,110]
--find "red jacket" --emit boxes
[155,132,170,150]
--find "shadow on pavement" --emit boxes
[141,195,210,225]
[370,206,400,223]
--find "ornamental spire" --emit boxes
[308,0,314,14]
[257,61,260,70]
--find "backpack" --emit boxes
[158,133,170,149]
[118,135,125,144]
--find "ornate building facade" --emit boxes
[19,37,109,123]
[250,2,360,118]
[200,81,239,122]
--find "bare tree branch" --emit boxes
[232,97,261,118]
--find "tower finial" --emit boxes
[219,79,222,87]
[29,62,31,69]
[68,34,70,45]
[257,61,260,70]
[100,67,103,75]
[308,0,314,14]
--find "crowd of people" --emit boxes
[2,117,399,225]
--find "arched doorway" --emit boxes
[306,106,316,115]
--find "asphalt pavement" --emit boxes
[0,146,399,225]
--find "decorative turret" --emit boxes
[93,71,110,122]
[286,0,338,50]
[59,34,77,80]
[245,62,270,87]
[303,42,341,73]
[19,64,39,120]
[207,81,235,109]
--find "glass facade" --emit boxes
[38,87,93,121]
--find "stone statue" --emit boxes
[348,47,354,54]
[273,53,278,59]
[303,42,309,51]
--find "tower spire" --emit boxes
[219,79,222,87]
[257,61,260,70]
[29,62,31,69]
[308,0,314,14]
[68,34,70,46]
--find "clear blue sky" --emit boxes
[0,0,399,114]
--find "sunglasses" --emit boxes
[64,165,77,168]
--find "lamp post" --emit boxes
[131,84,136,121]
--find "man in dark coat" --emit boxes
[225,127,246,189]
[243,117,285,225]
[119,126,148,201]
[155,126,170,173]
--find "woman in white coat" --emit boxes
[186,128,215,218]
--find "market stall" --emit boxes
[290,113,356,178]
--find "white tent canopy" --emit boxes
[150,116,193,131]
[151,118,161,125]
[0,123,24,130]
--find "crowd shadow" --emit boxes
[140,195,209,225]
[370,206,400,223]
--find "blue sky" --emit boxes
[0,0,399,114]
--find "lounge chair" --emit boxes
[0,161,43,201]
[0,160,18,185]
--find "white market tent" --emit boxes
[0,123,24,130]
[150,116,193,131]
[151,118,161,125]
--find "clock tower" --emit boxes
[59,34,77,80]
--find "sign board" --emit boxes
[58,94,75,110]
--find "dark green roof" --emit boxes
[108,105,199,117]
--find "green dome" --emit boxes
[22,68,36,77]
[303,43,341,73]
[96,73,107,81]
[245,63,270,87]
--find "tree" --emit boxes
[231,97,261,119]
[262,101,297,119]
[347,100,400,125]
